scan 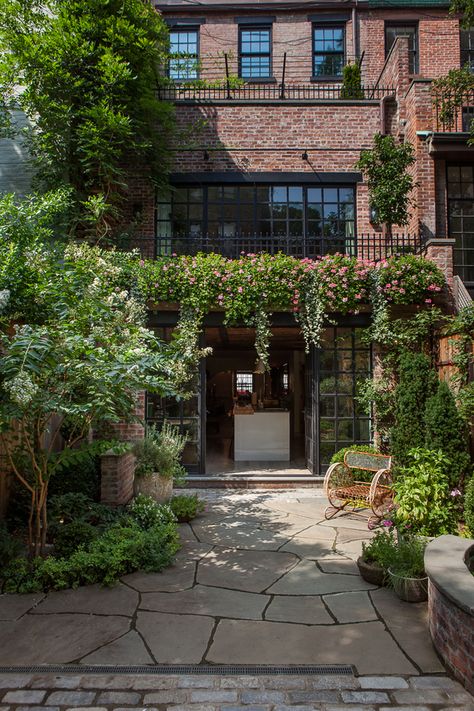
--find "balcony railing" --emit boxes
[433,88,474,132]
[158,84,395,102]
[127,233,423,262]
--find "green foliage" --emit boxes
[385,536,427,579]
[134,423,188,481]
[393,448,458,537]
[0,0,174,237]
[330,444,380,483]
[53,520,99,558]
[0,521,23,568]
[341,62,364,99]
[432,67,474,132]
[355,133,416,228]
[464,474,474,535]
[48,453,101,500]
[169,494,206,522]
[48,493,121,532]
[391,351,438,467]
[361,530,397,569]
[127,494,176,530]
[425,381,470,487]
[1,514,180,593]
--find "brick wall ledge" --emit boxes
[425,535,474,693]
[171,99,382,107]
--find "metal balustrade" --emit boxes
[158,84,395,102]
[124,233,423,262]
[433,88,474,132]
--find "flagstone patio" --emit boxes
[0,489,445,675]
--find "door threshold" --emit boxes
[179,475,324,489]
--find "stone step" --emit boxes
[180,476,324,489]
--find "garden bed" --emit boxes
[425,535,474,694]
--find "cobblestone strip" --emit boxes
[0,674,473,710]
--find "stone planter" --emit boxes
[388,568,428,602]
[357,556,386,586]
[134,473,173,503]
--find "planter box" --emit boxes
[134,473,173,503]
[357,556,386,586]
[388,568,428,602]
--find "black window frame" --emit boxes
[312,23,346,80]
[235,371,254,394]
[168,26,200,82]
[238,24,273,81]
[460,27,474,71]
[384,22,418,74]
[447,163,474,292]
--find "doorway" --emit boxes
[204,326,310,476]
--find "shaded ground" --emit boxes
[0,489,447,676]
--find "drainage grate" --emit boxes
[0,664,354,676]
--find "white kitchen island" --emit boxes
[234,410,290,461]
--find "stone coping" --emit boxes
[425,534,474,616]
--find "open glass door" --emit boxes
[304,345,318,475]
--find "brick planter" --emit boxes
[100,451,136,506]
[425,535,474,694]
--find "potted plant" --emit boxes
[357,529,396,586]
[386,536,428,603]
[133,423,187,503]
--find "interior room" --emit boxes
[204,327,309,475]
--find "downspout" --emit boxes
[352,1,359,64]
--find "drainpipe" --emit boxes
[352,1,359,65]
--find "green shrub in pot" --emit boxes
[133,423,187,501]
[386,536,428,602]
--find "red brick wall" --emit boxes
[428,579,474,695]
[100,451,135,506]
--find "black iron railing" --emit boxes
[433,88,474,132]
[126,233,423,262]
[158,84,395,102]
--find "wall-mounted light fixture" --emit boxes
[302,150,309,161]
[369,204,379,225]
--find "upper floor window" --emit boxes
[169,28,199,81]
[313,25,345,78]
[460,28,474,71]
[239,26,272,79]
[385,24,418,74]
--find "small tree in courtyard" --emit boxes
[0,0,173,239]
[355,133,416,233]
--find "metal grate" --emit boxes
[0,664,354,676]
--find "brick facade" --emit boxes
[428,579,474,695]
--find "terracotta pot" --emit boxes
[388,568,428,602]
[134,473,173,503]
[357,556,386,586]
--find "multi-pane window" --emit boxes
[461,28,474,71]
[157,185,355,247]
[447,165,474,292]
[385,24,418,74]
[235,372,254,394]
[319,328,372,475]
[169,29,199,81]
[313,25,345,78]
[239,26,272,79]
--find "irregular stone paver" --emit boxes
[136,611,214,663]
[0,672,472,711]
[192,521,290,550]
[370,588,445,673]
[0,593,44,620]
[0,614,129,664]
[207,619,418,674]
[264,595,334,624]
[278,536,340,560]
[122,560,196,592]
[323,591,378,623]
[30,583,137,617]
[0,488,458,683]
[80,630,154,665]
[267,559,377,595]
[197,547,297,593]
[140,584,267,620]
[318,559,360,575]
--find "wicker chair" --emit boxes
[323,450,394,528]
